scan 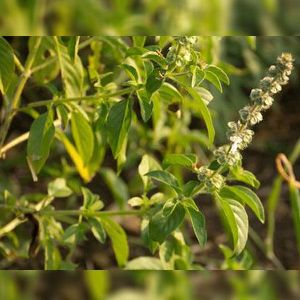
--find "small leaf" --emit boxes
[162,154,197,169]
[102,217,129,267]
[138,154,161,191]
[136,89,153,122]
[229,164,260,189]
[186,87,215,146]
[48,178,72,198]
[71,111,94,165]
[219,197,248,255]
[128,196,144,207]
[149,203,186,243]
[195,87,214,105]
[107,99,132,158]
[220,185,265,223]
[27,112,55,179]
[121,64,139,82]
[146,69,163,96]
[0,37,15,94]
[146,170,182,194]
[206,65,230,85]
[191,66,205,87]
[187,206,207,247]
[81,187,104,211]
[125,257,163,270]
[88,217,107,243]
[205,70,223,92]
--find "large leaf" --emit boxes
[186,87,215,146]
[220,185,265,223]
[0,37,15,94]
[149,203,185,243]
[27,112,55,179]
[71,111,94,165]
[54,37,84,98]
[107,99,132,158]
[219,197,249,255]
[102,217,129,267]
[186,206,207,247]
[146,170,182,194]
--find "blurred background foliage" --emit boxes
[0,0,299,35]
[1,270,300,300]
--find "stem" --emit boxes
[16,87,133,111]
[0,37,42,150]
[40,209,143,217]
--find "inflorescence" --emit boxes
[197,53,294,192]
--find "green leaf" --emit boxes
[158,82,182,103]
[195,87,214,105]
[132,36,146,48]
[85,271,109,300]
[88,217,107,244]
[54,37,84,98]
[146,170,182,194]
[44,239,61,270]
[146,69,163,96]
[102,217,129,267]
[67,36,80,63]
[229,164,260,189]
[138,154,161,191]
[205,70,223,92]
[71,111,94,165]
[186,87,215,146]
[136,89,153,122]
[162,154,197,169]
[149,203,186,243]
[63,223,89,245]
[27,112,55,179]
[81,187,104,211]
[191,66,205,87]
[219,197,249,255]
[125,257,163,270]
[107,99,132,158]
[187,206,207,247]
[121,64,139,82]
[48,178,72,198]
[0,37,15,94]
[220,185,265,223]
[206,65,230,85]
[100,168,128,209]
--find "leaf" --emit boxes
[102,217,129,267]
[205,70,223,92]
[67,36,80,63]
[158,82,182,103]
[54,37,84,98]
[220,185,265,223]
[100,168,129,209]
[191,66,205,87]
[162,154,197,169]
[149,203,185,244]
[121,64,138,82]
[0,37,15,94]
[206,65,230,85]
[146,69,163,96]
[81,187,104,211]
[229,164,260,189]
[219,197,249,255]
[146,170,182,194]
[107,99,132,158]
[88,217,107,244]
[186,87,215,146]
[44,239,61,270]
[136,89,153,122]
[195,87,214,105]
[132,36,146,48]
[125,257,163,270]
[138,154,161,191]
[56,129,93,183]
[85,271,109,300]
[63,223,89,245]
[71,111,94,165]
[187,206,207,247]
[27,112,55,179]
[48,178,72,198]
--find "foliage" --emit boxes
[0,36,294,270]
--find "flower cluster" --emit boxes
[197,166,225,192]
[213,53,294,168]
[166,36,198,67]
